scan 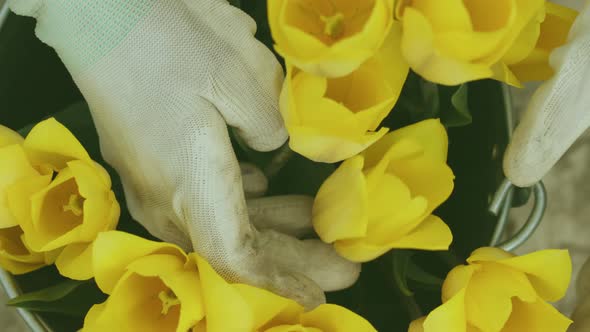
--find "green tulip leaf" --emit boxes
[7,280,85,305]
[7,280,105,317]
[442,84,472,128]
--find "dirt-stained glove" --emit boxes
[8,0,360,308]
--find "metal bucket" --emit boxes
[0,2,547,331]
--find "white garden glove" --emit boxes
[7,0,360,308]
[504,0,590,187]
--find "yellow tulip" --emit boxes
[83,231,376,332]
[0,125,49,274]
[83,232,204,332]
[313,119,454,262]
[4,118,119,280]
[409,247,573,332]
[268,0,395,77]
[280,26,409,163]
[236,285,377,332]
[509,2,578,82]
[396,0,578,86]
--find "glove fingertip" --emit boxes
[237,125,288,152]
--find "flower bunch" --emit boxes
[271,0,410,162]
[83,231,377,332]
[409,247,573,332]
[0,119,119,280]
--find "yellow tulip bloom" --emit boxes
[509,2,578,82]
[313,119,454,262]
[237,284,377,332]
[409,247,573,332]
[280,26,409,163]
[0,125,49,274]
[269,0,395,77]
[4,118,119,280]
[84,231,376,332]
[83,232,204,332]
[397,0,578,86]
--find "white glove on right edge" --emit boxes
[504,0,590,187]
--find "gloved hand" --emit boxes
[7,0,360,308]
[504,0,590,187]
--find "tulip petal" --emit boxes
[502,298,572,332]
[68,161,110,198]
[0,256,45,275]
[5,175,52,250]
[537,2,578,51]
[0,125,24,148]
[289,126,388,163]
[423,288,467,332]
[192,254,254,332]
[98,272,180,332]
[370,22,409,113]
[0,145,40,228]
[55,242,94,280]
[466,246,514,263]
[29,169,86,252]
[410,0,472,32]
[501,9,543,65]
[408,317,426,332]
[363,139,423,176]
[79,192,119,243]
[442,265,478,302]
[479,0,545,65]
[498,249,572,302]
[334,237,392,263]
[388,153,455,215]
[233,283,303,330]
[509,2,578,82]
[127,254,205,332]
[464,262,537,331]
[300,304,377,332]
[401,8,493,85]
[23,118,91,171]
[82,302,108,332]
[92,231,186,294]
[313,156,368,243]
[385,215,452,251]
[366,119,449,166]
[0,227,44,264]
[365,173,424,228]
